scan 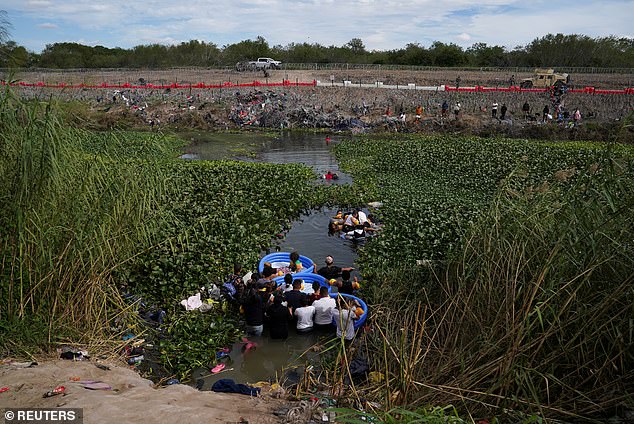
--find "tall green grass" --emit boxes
[0,87,172,353]
[364,157,634,420]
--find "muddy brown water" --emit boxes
[180,131,363,388]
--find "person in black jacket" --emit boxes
[339,270,360,295]
[317,255,353,280]
[266,294,291,339]
[284,279,305,314]
[241,284,264,336]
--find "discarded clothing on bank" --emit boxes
[211,378,260,396]
[180,293,203,311]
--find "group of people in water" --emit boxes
[223,255,363,342]
[329,208,381,240]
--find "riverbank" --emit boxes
[0,359,287,424]
[33,83,630,143]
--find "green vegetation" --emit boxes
[2,33,633,69]
[335,135,634,420]
[161,307,241,379]
[2,77,632,419]
[335,136,612,270]
[119,160,316,304]
[0,88,318,373]
[0,88,175,353]
[333,405,468,423]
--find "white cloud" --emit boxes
[3,0,633,52]
[464,1,634,48]
[37,23,58,29]
[25,0,52,8]
[456,33,471,42]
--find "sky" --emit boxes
[1,0,633,53]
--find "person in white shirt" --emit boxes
[357,209,370,225]
[312,287,336,330]
[356,209,379,233]
[343,210,359,231]
[294,297,316,334]
[332,298,357,343]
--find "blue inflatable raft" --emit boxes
[273,272,329,295]
[258,252,315,274]
[330,293,368,329]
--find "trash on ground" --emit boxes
[180,293,203,311]
[127,355,144,365]
[79,381,112,391]
[43,385,65,398]
[59,347,90,361]
[241,337,257,352]
[211,363,226,374]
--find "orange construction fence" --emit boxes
[1,79,318,89]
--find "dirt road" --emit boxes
[10,68,634,89]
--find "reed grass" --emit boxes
[363,156,634,420]
[0,86,172,353]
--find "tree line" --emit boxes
[1,33,633,69]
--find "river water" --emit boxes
[179,131,352,184]
[180,131,362,388]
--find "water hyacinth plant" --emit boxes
[335,134,634,420]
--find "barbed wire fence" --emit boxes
[2,64,633,87]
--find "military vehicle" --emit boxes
[520,69,570,89]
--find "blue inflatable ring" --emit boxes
[273,272,329,295]
[259,252,315,274]
[329,293,368,329]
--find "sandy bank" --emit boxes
[0,360,285,424]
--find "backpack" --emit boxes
[222,274,240,300]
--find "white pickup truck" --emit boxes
[250,57,282,69]
[236,57,282,72]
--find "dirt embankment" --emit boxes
[10,68,634,142]
[0,360,287,424]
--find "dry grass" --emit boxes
[0,85,171,353]
[363,161,634,421]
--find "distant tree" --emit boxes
[429,41,467,66]
[279,42,328,63]
[127,44,170,68]
[398,43,431,66]
[1,41,29,67]
[172,40,220,66]
[9,30,634,69]
[466,42,508,67]
[370,50,390,64]
[222,36,270,65]
[345,38,366,54]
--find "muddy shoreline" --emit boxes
[0,360,288,424]
[35,83,631,143]
[7,68,632,142]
